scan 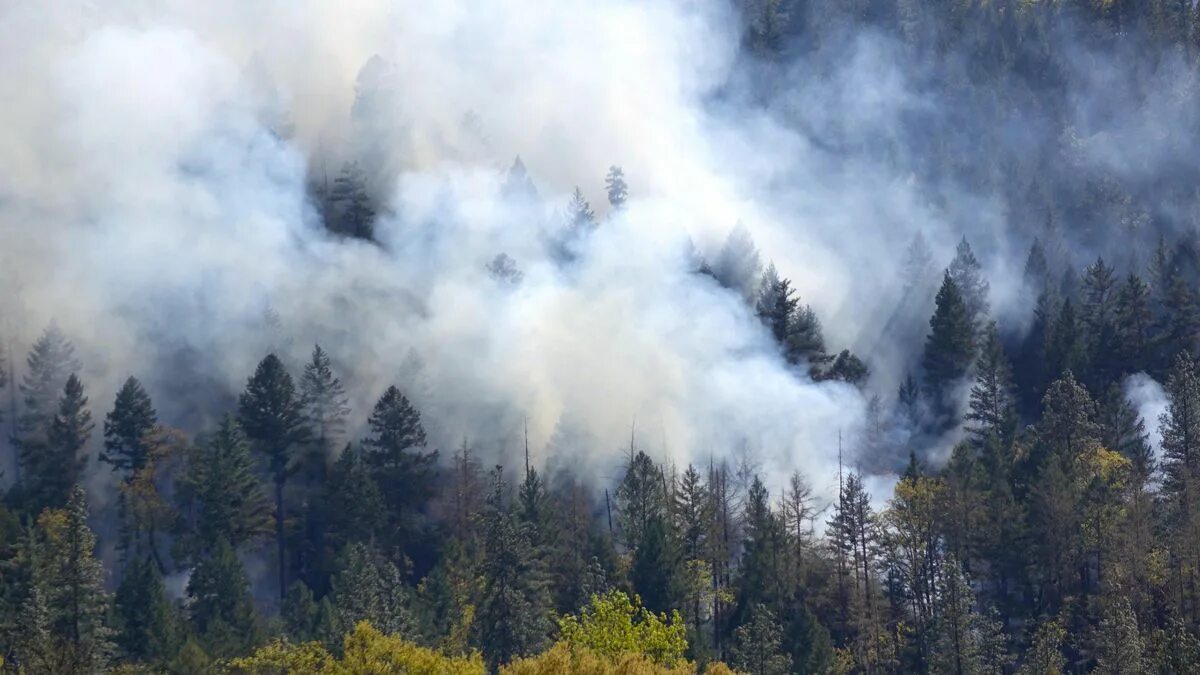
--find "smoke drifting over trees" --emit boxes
[6,0,1200,672]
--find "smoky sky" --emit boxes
[1,0,1197,505]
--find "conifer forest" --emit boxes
[10,0,1200,673]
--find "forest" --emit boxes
[6,0,1200,673]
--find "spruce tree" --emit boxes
[238,353,308,599]
[328,161,375,239]
[616,450,666,550]
[16,324,81,483]
[631,514,681,615]
[736,478,789,623]
[567,187,596,234]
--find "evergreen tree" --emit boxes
[362,385,436,553]
[736,477,789,622]
[329,541,414,637]
[1082,257,1121,388]
[631,514,681,615]
[1016,620,1065,675]
[31,486,115,673]
[923,273,975,404]
[114,555,180,663]
[300,344,350,454]
[566,187,595,234]
[238,353,308,599]
[99,376,157,475]
[186,537,259,658]
[322,444,386,552]
[476,467,549,670]
[604,166,628,210]
[966,322,1016,448]
[328,161,375,239]
[1092,593,1147,675]
[711,224,762,301]
[948,236,990,332]
[16,324,81,482]
[21,374,92,513]
[501,156,538,200]
[1159,351,1200,623]
[616,450,666,550]
[174,415,272,563]
[281,581,320,643]
[730,605,792,675]
[901,231,936,296]
[1115,272,1154,374]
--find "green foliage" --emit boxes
[558,590,689,667]
[100,376,158,475]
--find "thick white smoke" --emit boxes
[2,0,1038,505]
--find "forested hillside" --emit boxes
[6,0,1200,673]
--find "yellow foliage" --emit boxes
[340,622,485,675]
[501,642,710,675]
[558,590,688,667]
[225,622,484,675]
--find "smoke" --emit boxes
[5,1,1200,511]
[1125,372,1169,460]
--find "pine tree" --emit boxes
[604,166,628,210]
[966,322,1017,448]
[1016,619,1065,675]
[631,514,681,615]
[99,376,157,475]
[21,374,92,513]
[174,415,272,563]
[362,385,437,553]
[948,236,990,332]
[238,353,308,599]
[476,467,550,670]
[730,605,792,675]
[923,273,975,404]
[186,537,259,658]
[1092,593,1147,675]
[1045,300,1086,384]
[114,555,180,663]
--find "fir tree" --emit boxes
[616,450,666,550]
[567,187,595,234]
[501,156,539,200]
[238,353,308,599]
[328,161,375,239]
[1115,273,1154,374]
